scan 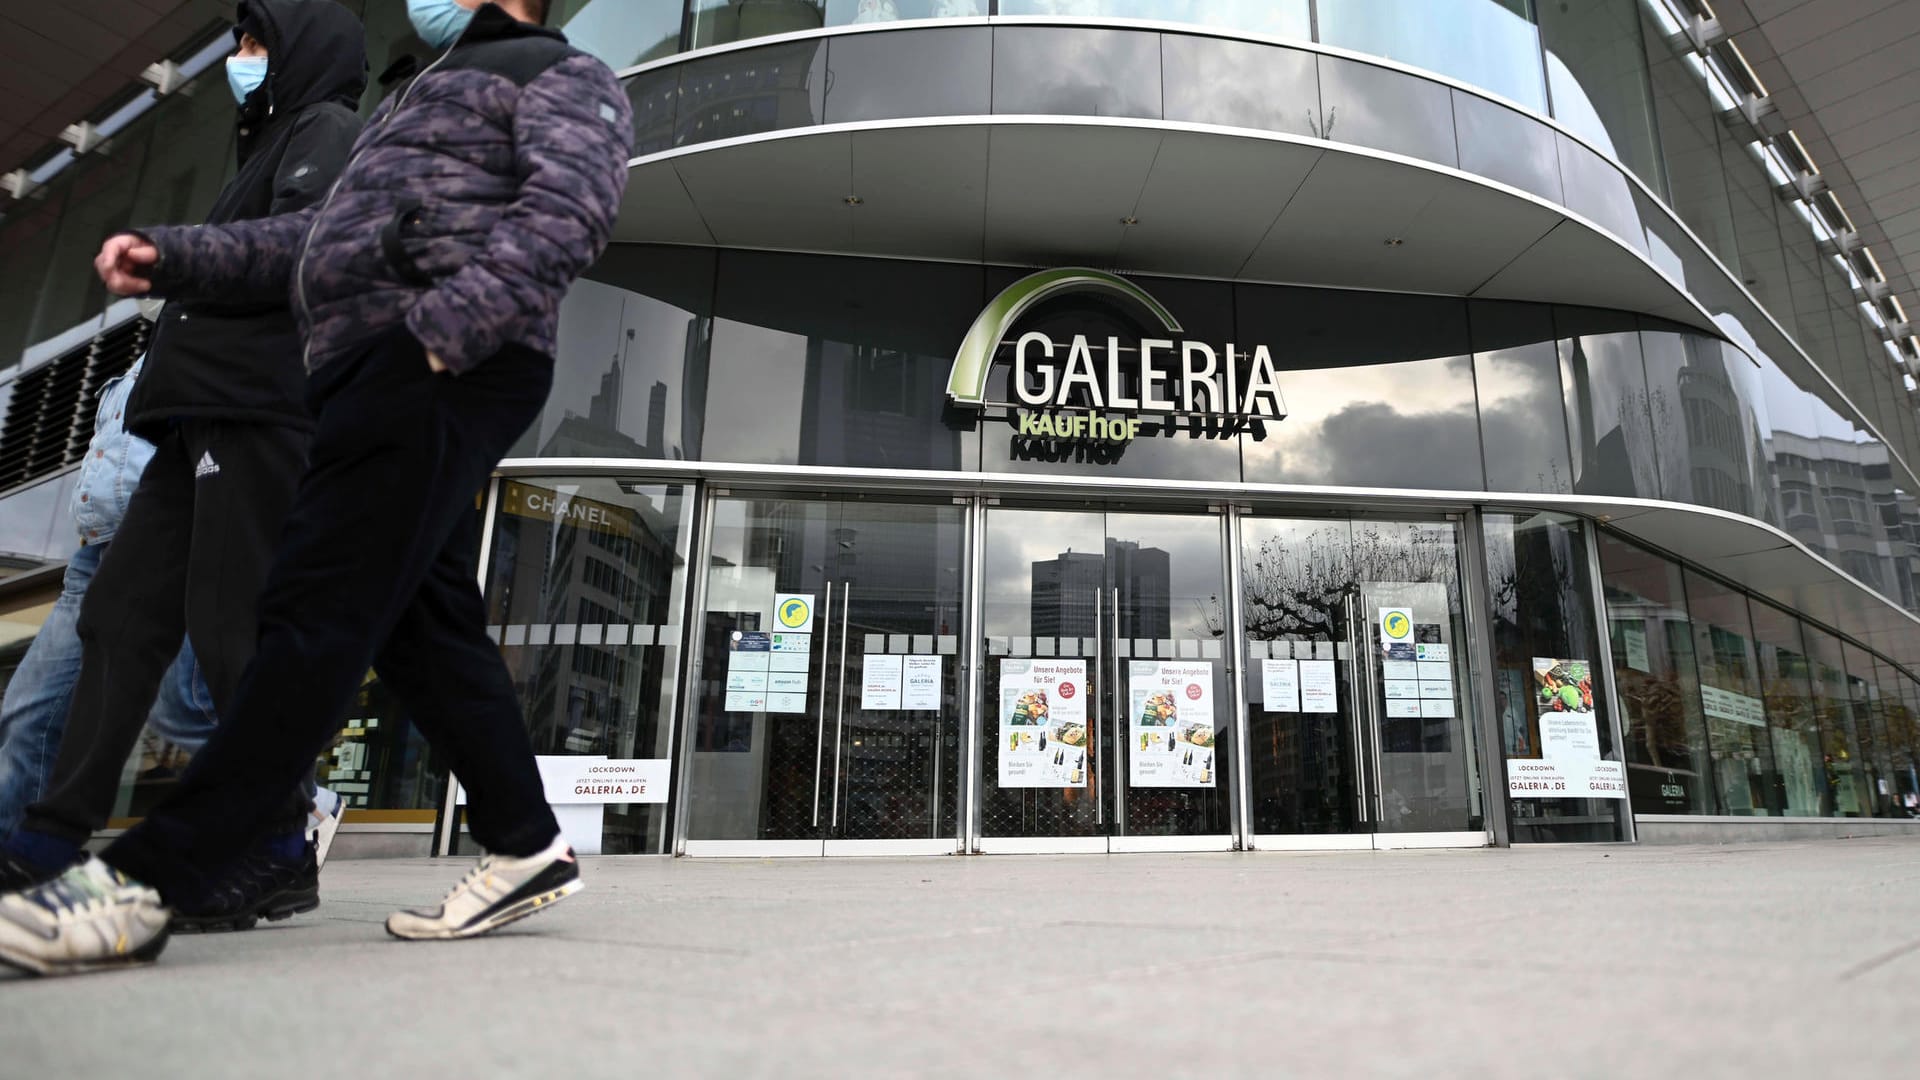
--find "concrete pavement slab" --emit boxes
[6,838,1920,1078]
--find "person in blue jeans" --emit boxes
[0,356,346,853]
[0,356,216,837]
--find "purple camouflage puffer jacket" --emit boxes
[134,4,633,375]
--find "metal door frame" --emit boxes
[442,460,1693,858]
[1241,507,1492,851]
[678,488,969,857]
[970,500,1238,854]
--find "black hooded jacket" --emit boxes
[124,0,366,438]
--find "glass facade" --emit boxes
[5,5,1909,485]
[4,1,1920,859]
[1597,527,1920,819]
[505,248,1920,612]
[1484,512,1628,842]
[485,478,697,853]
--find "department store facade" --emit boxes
[3,0,1920,855]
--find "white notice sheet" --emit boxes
[1299,660,1339,713]
[1262,658,1301,713]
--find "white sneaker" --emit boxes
[0,857,171,977]
[385,836,581,942]
[307,789,346,869]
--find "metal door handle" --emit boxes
[831,582,851,828]
[1364,633,1386,822]
[1093,587,1103,826]
[1112,586,1125,835]
[1343,592,1368,824]
[811,583,834,828]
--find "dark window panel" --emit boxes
[1314,54,1458,168]
[1470,301,1574,495]
[991,27,1164,120]
[822,27,991,123]
[1160,35,1319,137]
[674,39,827,148]
[1453,90,1562,204]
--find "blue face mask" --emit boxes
[226,55,269,105]
[408,0,477,50]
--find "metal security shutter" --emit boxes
[0,316,148,492]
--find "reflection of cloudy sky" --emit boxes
[1477,347,1574,493]
[1244,354,1480,487]
[981,509,1224,638]
[1004,0,1306,33]
[1317,0,1546,108]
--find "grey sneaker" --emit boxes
[0,857,171,977]
[386,836,580,941]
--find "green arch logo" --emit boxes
[946,268,1183,405]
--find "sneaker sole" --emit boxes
[385,878,583,941]
[0,925,171,977]
[172,882,318,934]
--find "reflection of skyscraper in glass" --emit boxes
[1678,345,1758,514]
[1032,551,1102,639]
[1108,539,1171,640]
[1030,541,1171,640]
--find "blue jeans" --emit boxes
[0,542,216,836]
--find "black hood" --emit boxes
[236,0,367,122]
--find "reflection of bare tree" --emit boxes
[1242,523,1453,636]
[1308,105,1337,141]
[1190,596,1225,640]
[1484,522,1578,648]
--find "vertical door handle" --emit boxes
[1343,592,1368,824]
[831,582,851,828]
[812,583,834,828]
[1093,587,1103,826]
[1112,586,1125,835]
[1364,632,1386,823]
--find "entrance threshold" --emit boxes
[1253,832,1488,851]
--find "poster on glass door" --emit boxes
[1505,658,1625,799]
[998,658,1088,788]
[1127,660,1216,788]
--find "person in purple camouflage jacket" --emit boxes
[0,0,634,977]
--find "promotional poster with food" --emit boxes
[1506,658,1624,799]
[999,658,1089,787]
[1128,660,1217,788]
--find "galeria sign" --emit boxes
[946,268,1286,442]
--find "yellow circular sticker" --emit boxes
[1383,611,1411,641]
[778,596,812,629]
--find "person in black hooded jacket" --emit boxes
[0,0,367,928]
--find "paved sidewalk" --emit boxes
[7,838,1920,1078]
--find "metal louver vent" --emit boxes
[0,316,149,493]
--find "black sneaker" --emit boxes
[0,847,68,892]
[171,842,320,934]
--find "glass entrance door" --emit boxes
[976,507,1235,852]
[1241,515,1486,848]
[684,495,964,855]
